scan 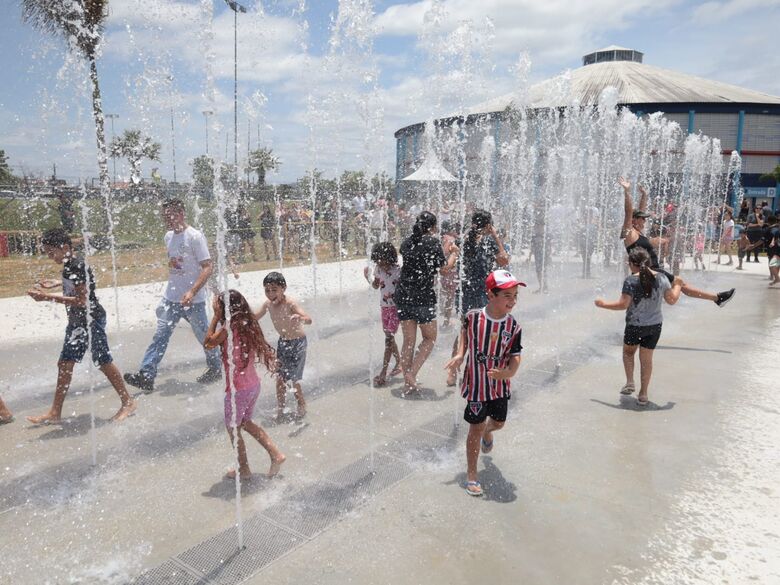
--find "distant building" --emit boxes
[395,47,780,208]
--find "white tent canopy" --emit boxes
[400,153,459,182]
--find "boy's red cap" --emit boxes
[485,269,526,291]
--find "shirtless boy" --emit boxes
[254,272,312,421]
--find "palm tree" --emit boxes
[22,0,111,193]
[246,147,281,186]
[109,129,161,185]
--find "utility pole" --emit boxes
[202,110,213,155]
[170,106,177,184]
[105,113,119,185]
[224,0,246,186]
[168,75,178,184]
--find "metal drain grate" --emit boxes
[378,428,457,462]
[260,480,358,538]
[132,560,206,585]
[176,516,303,585]
[324,452,413,500]
[419,413,465,440]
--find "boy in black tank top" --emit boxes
[619,177,734,307]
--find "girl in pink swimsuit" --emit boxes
[205,290,286,479]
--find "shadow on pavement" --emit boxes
[33,413,110,440]
[389,386,454,402]
[155,378,211,397]
[446,456,517,503]
[202,474,276,500]
[590,397,675,411]
[656,345,731,354]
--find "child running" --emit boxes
[26,228,136,424]
[254,272,312,422]
[594,247,682,406]
[363,242,402,386]
[205,290,285,478]
[445,270,525,497]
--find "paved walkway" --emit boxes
[0,256,778,585]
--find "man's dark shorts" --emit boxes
[463,397,509,425]
[59,316,113,365]
[623,323,663,350]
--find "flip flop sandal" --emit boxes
[0,416,14,425]
[481,438,493,454]
[620,383,636,395]
[464,481,483,497]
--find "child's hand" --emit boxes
[445,355,463,372]
[27,289,49,302]
[487,368,509,380]
[594,298,605,308]
[618,177,630,190]
[363,266,370,279]
[37,279,61,289]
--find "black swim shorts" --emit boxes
[623,324,662,350]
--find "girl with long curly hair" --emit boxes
[205,289,285,478]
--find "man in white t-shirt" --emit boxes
[352,194,367,214]
[124,199,221,393]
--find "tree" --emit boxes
[191,155,214,189]
[245,147,280,186]
[759,164,780,185]
[0,150,18,187]
[109,129,161,185]
[22,0,112,206]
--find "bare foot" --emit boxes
[225,468,252,480]
[295,403,307,420]
[390,364,402,377]
[373,374,387,387]
[26,412,62,425]
[110,400,137,422]
[268,453,286,478]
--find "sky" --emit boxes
[0,0,778,185]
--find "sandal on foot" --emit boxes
[0,416,14,425]
[481,438,493,454]
[636,397,649,406]
[373,375,387,387]
[620,383,636,395]
[465,481,483,497]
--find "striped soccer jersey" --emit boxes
[460,308,523,401]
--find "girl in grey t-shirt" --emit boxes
[594,248,682,406]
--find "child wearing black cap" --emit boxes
[445,269,525,497]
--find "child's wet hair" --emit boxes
[41,228,71,248]
[370,242,397,265]
[162,198,185,213]
[263,271,287,288]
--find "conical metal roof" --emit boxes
[464,60,780,115]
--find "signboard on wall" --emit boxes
[744,186,777,198]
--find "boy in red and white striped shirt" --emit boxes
[446,270,525,497]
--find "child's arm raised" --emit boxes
[27,282,87,308]
[664,277,683,305]
[204,303,226,349]
[594,293,632,310]
[619,177,634,241]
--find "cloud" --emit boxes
[374,0,678,65]
[692,0,779,23]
